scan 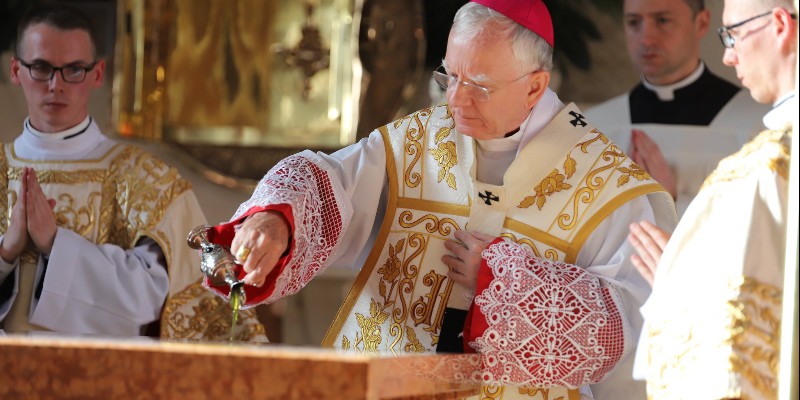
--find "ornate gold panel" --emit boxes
[112,0,424,188]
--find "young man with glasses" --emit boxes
[629,1,796,398]
[0,5,266,342]
[586,0,768,218]
[201,0,676,397]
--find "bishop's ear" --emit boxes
[525,70,551,109]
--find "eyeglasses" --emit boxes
[16,58,99,83]
[719,10,799,48]
[432,67,534,102]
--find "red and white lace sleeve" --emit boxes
[464,238,628,388]
[206,152,351,306]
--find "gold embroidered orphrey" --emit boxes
[321,104,667,366]
[1,143,266,341]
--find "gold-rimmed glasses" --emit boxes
[432,66,535,102]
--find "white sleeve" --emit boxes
[312,130,388,269]
[579,196,658,400]
[219,131,389,306]
[30,227,169,335]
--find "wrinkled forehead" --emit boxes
[443,29,518,83]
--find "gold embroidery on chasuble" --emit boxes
[460,383,578,400]
[324,103,666,356]
[645,277,782,400]
[701,128,791,190]
[1,144,265,341]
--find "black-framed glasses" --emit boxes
[16,58,99,83]
[718,10,798,48]
[432,66,535,102]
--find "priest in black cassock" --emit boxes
[586,0,768,217]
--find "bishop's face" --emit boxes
[10,23,105,133]
[442,27,547,141]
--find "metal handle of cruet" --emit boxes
[187,224,247,306]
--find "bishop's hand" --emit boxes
[442,230,495,293]
[230,210,291,288]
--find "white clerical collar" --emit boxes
[641,62,705,101]
[476,118,526,152]
[763,92,796,130]
[474,87,564,154]
[25,116,92,140]
[18,116,105,160]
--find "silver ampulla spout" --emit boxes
[187,224,247,305]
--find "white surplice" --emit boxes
[586,64,769,217]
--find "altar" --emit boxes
[0,335,480,399]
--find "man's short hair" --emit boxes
[682,0,706,16]
[15,4,99,58]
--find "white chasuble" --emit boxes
[1,135,266,341]
[321,104,672,395]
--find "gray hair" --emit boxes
[451,2,554,72]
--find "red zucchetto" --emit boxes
[471,0,554,46]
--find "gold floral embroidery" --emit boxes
[26,168,106,184]
[428,112,458,191]
[348,238,406,353]
[341,335,351,350]
[53,192,101,239]
[616,162,651,187]
[729,277,782,399]
[518,169,572,210]
[100,146,191,247]
[162,281,267,341]
[404,326,425,353]
[429,140,458,189]
[517,387,563,400]
[517,144,582,211]
[378,239,405,296]
[354,299,390,352]
[344,220,452,353]
[702,128,790,190]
